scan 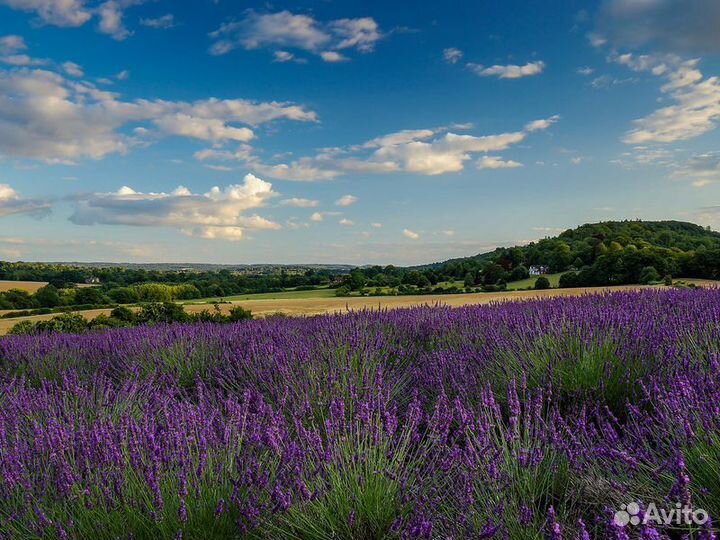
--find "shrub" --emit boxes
[534,276,551,290]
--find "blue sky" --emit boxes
[1,0,720,264]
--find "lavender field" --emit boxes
[0,289,719,539]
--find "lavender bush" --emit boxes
[1,289,719,539]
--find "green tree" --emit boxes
[34,285,61,308]
[74,287,108,305]
[639,266,661,284]
[534,276,551,290]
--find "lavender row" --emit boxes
[0,289,719,539]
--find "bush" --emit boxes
[228,306,253,321]
[111,305,136,322]
[639,266,661,284]
[137,302,189,324]
[534,276,551,290]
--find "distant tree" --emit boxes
[34,285,61,308]
[639,266,661,284]
[347,269,367,291]
[137,302,188,324]
[509,265,529,281]
[463,271,476,288]
[74,287,108,305]
[664,274,673,286]
[483,263,506,286]
[534,276,551,290]
[107,287,139,304]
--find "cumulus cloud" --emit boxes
[220,116,558,180]
[140,14,176,29]
[338,218,353,226]
[598,0,720,54]
[335,194,357,207]
[1,0,92,27]
[403,228,420,240]
[467,61,545,79]
[477,155,523,169]
[612,52,720,144]
[0,183,50,217]
[443,47,463,64]
[1,0,144,40]
[320,51,348,63]
[0,35,26,53]
[61,61,83,77]
[69,174,280,240]
[0,62,317,163]
[279,197,319,207]
[209,10,383,62]
[273,50,294,62]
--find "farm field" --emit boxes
[506,272,563,290]
[1,288,719,539]
[0,281,699,335]
[0,279,49,293]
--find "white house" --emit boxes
[529,265,549,276]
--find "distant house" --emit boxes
[528,265,549,276]
[86,276,101,284]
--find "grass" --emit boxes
[184,287,337,304]
[506,273,563,290]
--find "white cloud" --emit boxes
[273,50,294,62]
[0,63,317,162]
[467,61,545,79]
[443,47,463,64]
[140,14,175,29]
[330,17,381,52]
[577,66,594,76]
[1,0,146,40]
[335,194,358,206]
[477,155,523,169]
[525,115,560,132]
[279,197,319,208]
[1,54,44,66]
[61,61,83,77]
[115,69,129,80]
[0,183,50,217]
[371,222,382,228]
[320,51,347,63]
[209,10,383,62]
[1,0,92,27]
[339,218,354,226]
[310,210,340,222]
[154,114,255,143]
[0,35,27,53]
[243,117,557,180]
[69,174,280,240]
[97,1,131,40]
[403,228,420,240]
[612,53,720,144]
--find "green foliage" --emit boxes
[74,287,108,305]
[34,285,61,308]
[639,266,661,284]
[534,276,551,290]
